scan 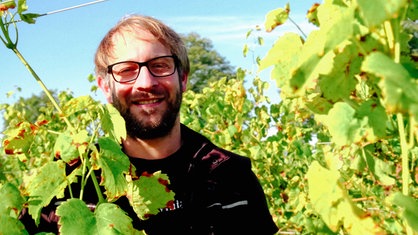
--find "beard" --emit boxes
[111,88,182,140]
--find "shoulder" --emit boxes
[181,124,251,172]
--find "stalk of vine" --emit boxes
[11,47,76,131]
[2,12,105,203]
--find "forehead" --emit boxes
[109,29,170,61]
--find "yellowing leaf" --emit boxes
[0,183,25,218]
[316,102,367,146]
[264,3,289,32]
[126,171,175,220]
[362,52,418,118]
[307,161,383,234]
[26,161,68,225]
[54,130,89,163]
[2,121,36,155]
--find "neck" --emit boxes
[122,123,182,160]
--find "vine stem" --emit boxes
[11,47,75,132]
[397,113,413,235]
[397,113,410,196]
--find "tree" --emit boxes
[182,32,236,93]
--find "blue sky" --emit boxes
[0,0,317,118]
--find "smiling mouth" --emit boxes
[133,98,163,105]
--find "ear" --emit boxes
[97,75,113,103]
[181,73,188,92]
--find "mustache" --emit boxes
[129,89,165,100]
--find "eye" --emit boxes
[113,63,139,76]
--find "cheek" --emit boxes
[111,84,132,103]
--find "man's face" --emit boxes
[98,30,187,139]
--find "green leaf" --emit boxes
[100,104,126,144]
[0,182,25,217]
[316,102,370,146]
[361,145,395,186]
[390,192,418,232]
[357,0,408,28]
[0,214,28,235]
[318,44,360,102]
[305,95,333,114]
[56,198,143,235]
[93,137,130,200]
[356,100,388,139]
[127,171,175,220]
[264,3,289,32]
[26,161,68,225]
[19,13,41,24]
[362,52,418,117]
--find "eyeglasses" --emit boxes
[107,55,177,83]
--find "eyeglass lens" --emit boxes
[110,56,176,83]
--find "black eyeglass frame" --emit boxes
[106,55,178,84]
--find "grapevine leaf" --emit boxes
[26,161,68,225]
[258,32,302,72]
[319,44,360,102]
[317,2,354,52]
[61,95,97,117]
[362,52,418,117]
[19,13,41,24]
[2,121,36,155]
[93,137,130,200]
[390,192,418,232]
[359,145,395,186]
[54,130,89,163]
[357,0,408,28]
[356,100,387,139]
[127,171,175,220]
[305,95,333,114]
[57,198,143,235]
[100,104,126,144]
[307,161,383,234]
[0,183,25,217]
[264,3,289,32]
[0,214,28,235]
[316,102,371,146]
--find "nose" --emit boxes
[132,66,157,90]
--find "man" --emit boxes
[94,15,278,234]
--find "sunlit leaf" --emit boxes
[362,52,418,117]
[0,183,25,217]
[307,161,383,234]
[100,104,126,144]
[356,100,388,139]
[54,130,89,163]
[0,214,28,235]
[316,102,370,146]
[93,137,130,200]
[2,121,36,155]
[26,161,68,225]
[390,192,418,232]
[264,3,289,32]
[127,171,175,220]
[357,0,408,28]
[57,198,143,234]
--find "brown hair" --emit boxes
[94,15,190,80]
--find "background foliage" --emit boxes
[1,0,418,234]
